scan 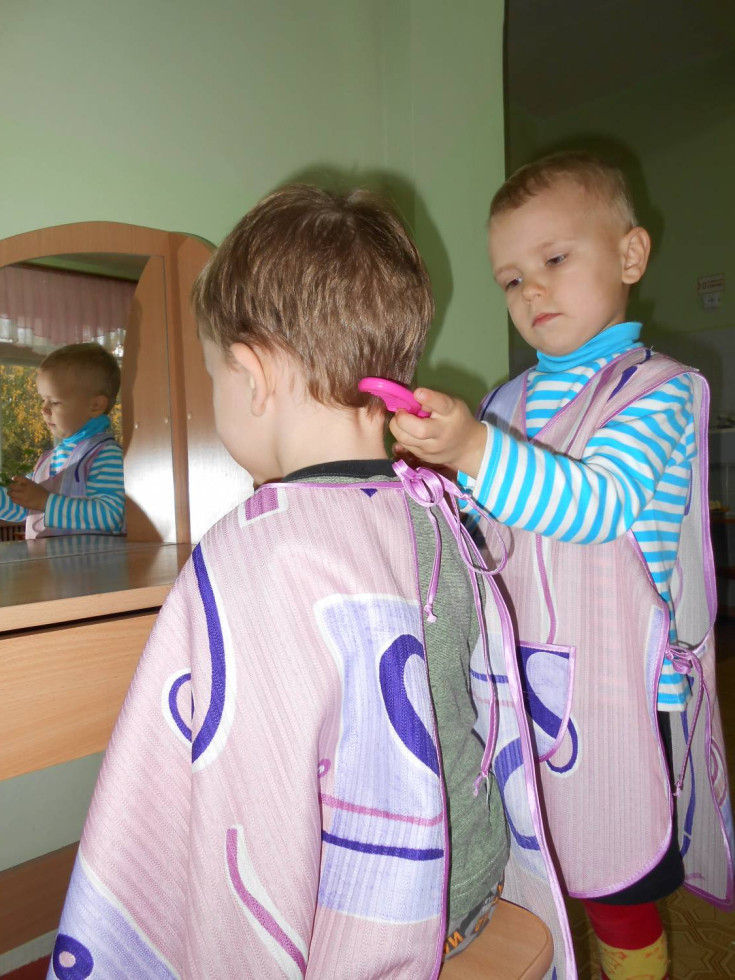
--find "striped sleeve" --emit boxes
[471,375,695,544]
[44,443,126,533]
[0,485,27,523]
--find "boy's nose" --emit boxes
[521,277,544,302]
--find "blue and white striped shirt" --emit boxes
[0,416,125,534]
[462,322,694,710]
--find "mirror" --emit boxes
[0,221,251,559]
[0,254,141,543]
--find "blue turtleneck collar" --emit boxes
[535,321,643,374]
[59,413,111,448]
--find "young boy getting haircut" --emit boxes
[48,185,572,979]
[0,342,125,537]
[390,152,734,980]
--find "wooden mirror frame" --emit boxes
[0,221,248,543]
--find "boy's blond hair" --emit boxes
[192,184,434,409]
[39,342,121,412]
[490,151,638,231]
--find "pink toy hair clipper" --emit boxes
[358,377,429,417]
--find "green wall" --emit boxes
[1,0,507,401]
[2,0,387,242]
[0,0,507,936]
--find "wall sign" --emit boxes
[697,274,724,311]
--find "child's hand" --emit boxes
[8,475,50,512]
[389,388,487,478]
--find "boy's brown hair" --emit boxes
[39,342,121,412]
[490,151,638,231]
[192,183,434,408]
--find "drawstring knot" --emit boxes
[393,461,508,624]
[394,462,447,623]
[667,643,705,797]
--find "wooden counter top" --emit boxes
[0,537,191,633]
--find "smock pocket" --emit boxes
[518,641,576,763]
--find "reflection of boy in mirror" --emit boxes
[48,185,574,979]
[0,342,125,538]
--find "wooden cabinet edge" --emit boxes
[0,842,78,956]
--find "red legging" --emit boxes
[582,900,669,980]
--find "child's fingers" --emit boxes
[388,414,405,443]
[391,411,436,445]
[389,411,414,442]
[413,388,455,417]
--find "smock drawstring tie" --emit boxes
[393,460,507,789]
[668,644,705,797]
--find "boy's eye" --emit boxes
[546,254,566,267]
[504,276,522,292]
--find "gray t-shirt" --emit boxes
[407,495,508,923]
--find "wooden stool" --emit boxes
[440,898,554,980]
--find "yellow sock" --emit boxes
[598,931,668,980]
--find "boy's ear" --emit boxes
[90,394,109,417]
[230,342,270,417]
[620,226,651,285]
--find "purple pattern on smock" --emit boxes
[190,545,226,763]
